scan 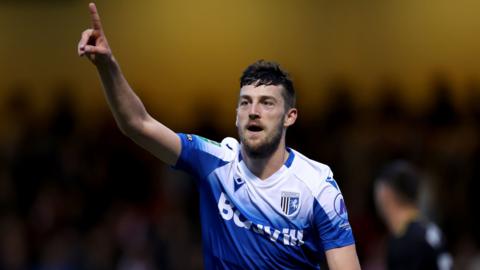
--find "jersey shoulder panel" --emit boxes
[220,137,239,162]
[289,149,334,196]
[289,149,354,250]
[174,134,237,178]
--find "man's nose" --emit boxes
[248,103,260,119]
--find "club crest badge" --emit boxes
[281,191,300,216]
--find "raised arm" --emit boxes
[77,3,180,165]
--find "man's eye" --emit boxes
[239,101,248,106]
[263,101,274,106]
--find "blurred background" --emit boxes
[1,0,480,269]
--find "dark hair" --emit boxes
[376,160,420,204]
[240,60,296,109]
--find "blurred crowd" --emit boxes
[1,74,480,269]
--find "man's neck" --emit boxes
[389,205,419,236]
[242,143,289,180]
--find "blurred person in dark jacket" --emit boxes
[374,161,453,270]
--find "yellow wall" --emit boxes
[1,0,480,129]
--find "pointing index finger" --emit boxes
[89,3,103,31]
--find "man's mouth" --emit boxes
[246,123,264,132]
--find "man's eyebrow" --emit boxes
[239,95,276,100]
[259,95,277,100]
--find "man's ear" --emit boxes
[235,109,239,127]
[284,108,298,127]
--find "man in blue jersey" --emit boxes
[78,3,360,269]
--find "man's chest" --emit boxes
[207,163,314,230]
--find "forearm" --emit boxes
[96,57,148,135]
[78,3,181,165]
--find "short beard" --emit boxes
[240,120,284,159]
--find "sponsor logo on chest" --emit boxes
[217,192,304,246]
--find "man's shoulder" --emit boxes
[289,149,334,195]
[178,133,238,163]
[410,220,448,250]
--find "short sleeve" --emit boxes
[173,133,229,180]
[312,172,355,251]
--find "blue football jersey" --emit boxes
[173,134,355,269]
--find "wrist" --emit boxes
[96,54,118,72]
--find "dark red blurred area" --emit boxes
[1,74,480,269]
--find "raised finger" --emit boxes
[88,3,103,32]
